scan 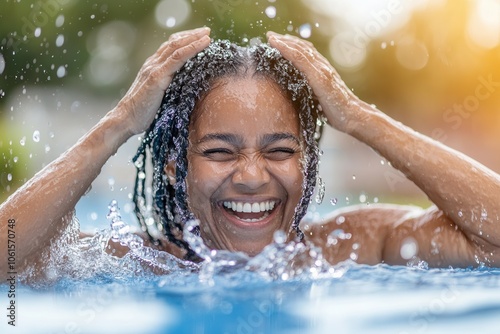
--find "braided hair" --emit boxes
[132,40,323,261]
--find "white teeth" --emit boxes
[223,201,277,213]
[243,203,252,213]
[251,203,260,213]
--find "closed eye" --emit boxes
[202,148,236,161]
[264,147,298,160]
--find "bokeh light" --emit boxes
[155,0,191,29]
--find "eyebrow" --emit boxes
[197,132,300,147]
[197,133,244,146]
[261,133,301,147]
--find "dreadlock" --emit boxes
[132,39,323,262]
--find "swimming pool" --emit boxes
[2,204,500,334]
[2,264,500,334]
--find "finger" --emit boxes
[268,35,317,72]
[153,27,211,61]
[158,31,210,64]
[268,32,331,68]
[267,31,314,49]
[268,35,343,105]
[169,26,211,41]
[155,35,211,90]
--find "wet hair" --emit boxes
[133,40,323,261]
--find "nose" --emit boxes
[232,156,270,191]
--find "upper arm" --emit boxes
[304,204,418,265]
[304,204,498,268]
[382,205,494,267]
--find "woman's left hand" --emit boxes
[267,31,363,133]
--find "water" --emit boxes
[3,266,500,333]
[2,202,500,334]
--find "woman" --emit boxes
[1,27,499,278]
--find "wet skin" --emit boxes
[183,76,304,256]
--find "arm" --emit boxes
[0,27,211,276]
[268,32,500,266]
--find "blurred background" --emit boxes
[1,0,500,230]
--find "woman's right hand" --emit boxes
[114,27,211,136]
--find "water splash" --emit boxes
[20,200,343,286]
[182,220,339,284]
[315,176,325,204]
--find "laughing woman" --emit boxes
[2,27,500,280]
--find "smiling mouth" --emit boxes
[222,200,277,222]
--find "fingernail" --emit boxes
[194,26,210,33]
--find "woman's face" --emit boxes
[185,76,304,256]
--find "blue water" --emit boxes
[2,265,500,334]
[2,203,500,334]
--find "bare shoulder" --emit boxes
[302,204,481,267]
[302,203,422,265]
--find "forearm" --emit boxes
[348,101,500,246]
[0,108,132,271]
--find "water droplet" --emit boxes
[381,42,387,49]
[299,23,312,39]
[32,130,40,142]
[44,144,51,153]
[481,208,488,220]
[273,230,287,244]
[352,175,356,180]
[7,174,12,181]
[90,14,95,19]
[336,216,345,225]
[166,17,176,27]
[56,65,66,78]
[0,53,5,75]
[315,176,325,204]
[400,237,418,260]
[20,136,26,146]
[34,27,41,37]
[55,34,64,47]
[55,14,65,27]
[359,194,367,203]
[330,198,338,206]
[265,6,276,19]
[458,210,463,218]
[13,157,18,163]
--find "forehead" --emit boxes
[190,76,299,137]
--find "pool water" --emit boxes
[2,265,500,334]
[2,203,500,334]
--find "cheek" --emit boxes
[270,158,304,194]
[186,158,232,201]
